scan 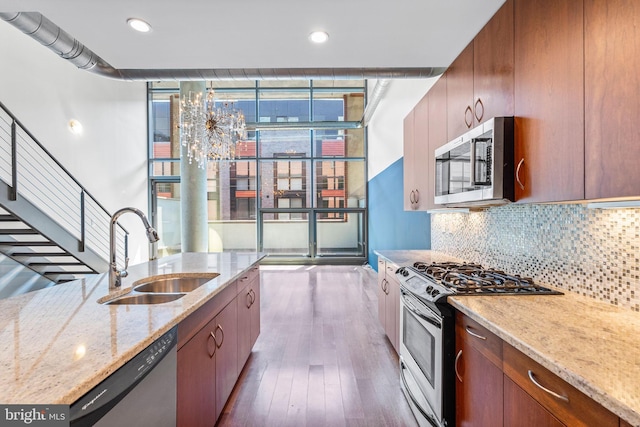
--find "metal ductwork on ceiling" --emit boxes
[0,12,447,82]
[362,79,391,125]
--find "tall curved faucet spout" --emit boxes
[109,207,159,290]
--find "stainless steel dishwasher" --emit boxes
[70,326,177,427]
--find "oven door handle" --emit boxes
[401,292,442,329]
[400,358,440,427]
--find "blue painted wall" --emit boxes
[368,158,430,271]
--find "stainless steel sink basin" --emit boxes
[105,293,186,305]
[133,273,219,293]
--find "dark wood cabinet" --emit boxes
[177,265,261,426]
[456,312,621,427]
[473,0,514,125]
[455,312,503,427]
[427,75,447,210]
[447,0,514,141]
[514,0,585,203]
[177,316,218,427]
[238,265,261,369]
[502,342,618,427]
[377,259,400,352]
[178,300,238,425]
[404,95,430,211]
[447,42,475,140]
[213,300,238,421]
[504,376,564,427]
[584,0,640,200]
[403,109,416,210]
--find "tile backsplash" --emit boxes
[431,203,640,311]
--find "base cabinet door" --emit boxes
[177,318,218,427]
[214,300,238,421]
[249,275,261,349]
[377,259,400,353]
[504,377,564,427]
[377,259,387,329]
[455,313,503,427]
[238,266,261,369]
[385,274,400,353]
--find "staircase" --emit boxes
[0,101,128,290]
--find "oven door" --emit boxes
[399,288,443,426]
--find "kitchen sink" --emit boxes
[133,273,220,293]
[105,293,186,305]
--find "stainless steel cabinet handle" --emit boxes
[246,291,253,308]
[455,350,463,383]
[464,105,473,128]
[474,98,484,123]
[516,158,525,190]
[414,189,420,204]
[208,331,217,358]
[215,325,225,349]
[409,190,415,205]
[528,370,569,403]
[465,326,487,340]
[250,288,256,304]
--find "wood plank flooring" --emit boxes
[218,265,418,427]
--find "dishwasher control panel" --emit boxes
[69,326,177,426]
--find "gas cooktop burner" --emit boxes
[399,261,562,302]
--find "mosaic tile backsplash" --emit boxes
[431,203,640,311]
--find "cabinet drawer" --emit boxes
[237,264,259,289]
[456,311,502,368]
[502,343,618,427]
[385,262,399,276]
[178,281,238,349]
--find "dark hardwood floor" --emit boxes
[218,265,418,427]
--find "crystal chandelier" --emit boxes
[180,87,246,168]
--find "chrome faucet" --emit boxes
[109,207,159,290]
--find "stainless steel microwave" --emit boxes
[434,117,514,207]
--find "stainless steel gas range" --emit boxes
[395,262,561,427]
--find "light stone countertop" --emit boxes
[375,249,640,426]
[0,251,265,405]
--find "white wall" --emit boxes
[366,78,439,180]
[0,23,150,262]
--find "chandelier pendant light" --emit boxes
[180,86,247,168]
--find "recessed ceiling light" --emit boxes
[309,31,329,44]
[68,119,83,135]
[127,18,152,33]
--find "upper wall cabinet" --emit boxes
[446,42,476,140]
[427,75,447,211]
[584,0,640,200]
[514,0,585,203]
[473,0,515,128]
[403,109,416,211]
[404,95,430,211]
[447,0,514,141]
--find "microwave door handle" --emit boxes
[469,139,476,187]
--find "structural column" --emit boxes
[179,81,208,252]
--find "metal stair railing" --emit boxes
[0,100,128,275]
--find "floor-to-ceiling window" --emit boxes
[148,80,366,263]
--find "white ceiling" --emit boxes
[0,0,505,72]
